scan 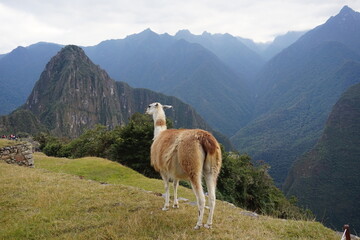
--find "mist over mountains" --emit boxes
[232,5,360,185]
[84,30,254,135]
[0,5,360,233]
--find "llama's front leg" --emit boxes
[173,179,179,208]
[162,177,170,211]
[191,178,205,230]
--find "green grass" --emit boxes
[0,139,23,148]
[0,153,339,239]
[34,153,195,200]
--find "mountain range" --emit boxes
[238,30,306,61]
[231,5,360,185]
[0,5,360,233]
[0,27,300,136]
[0,45,231,149]
[84,30,255,135]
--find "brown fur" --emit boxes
[146,102,222,229]
[151,129,221,180]
[155,119,166,127]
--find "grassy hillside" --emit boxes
[0,153,339,239]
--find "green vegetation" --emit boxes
[34,153,193,200]
[0,109,47,137]
[218,152,313,220]
[0,156,339,239]
[284,82,360,232]
[36,113,311,221]
[36,113,159,178]
[0,139,23,148]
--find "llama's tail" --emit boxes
[199,131,222,176]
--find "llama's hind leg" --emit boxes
[191,176,205,230]
[161,174,170,211]
[204,172,216,228]
[173,179,179,208]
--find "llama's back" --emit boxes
[150,129,221,179]
[150,129,185,172]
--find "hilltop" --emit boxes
[0,153,339,240]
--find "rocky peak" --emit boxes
[338,5,357,18]
[327,5,360,24]
[24,45,121,137]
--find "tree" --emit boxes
[216,151,312,219]
[108,113,159,178]
[66,124,116,158]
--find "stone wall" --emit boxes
[0,142,34,167]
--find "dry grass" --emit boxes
[0,139,23,148]
[0,154,340,240]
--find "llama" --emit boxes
[146,102,222,229]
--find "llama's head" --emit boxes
[146,102,173,139]
[146,102,173,116]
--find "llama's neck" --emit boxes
[152,109,167,139]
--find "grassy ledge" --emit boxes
[0,153,339,240]
[0,139,24,148]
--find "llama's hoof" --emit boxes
[194,224,202,230]
[172,204,179,209]
[204,224,212,229]
[162,207,169,211]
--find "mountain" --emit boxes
[299,5,360,55]
[283,82,360,233]
[0,45,232,149]
[231,6,360,185]
[261,31,307,60]
[23,45,123,137]
[85,29,253,136]
[0,109,47,136]
[0,42,62,115]
[84,29,175,87]
[0,29,254,136]
[174,30,265,81]
[238,31,306,60]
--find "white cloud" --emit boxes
[0,3,65,53]
[0,0,360,53]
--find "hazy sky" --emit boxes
[1,0,360,54]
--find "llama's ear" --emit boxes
[163,105,173,110]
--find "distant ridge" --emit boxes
[174,29,265,80]
[85,29,254,136]
[231,5,360,184]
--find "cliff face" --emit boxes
[284,82,360,232]
[24,45,122,137]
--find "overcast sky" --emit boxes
[1,0,360,54]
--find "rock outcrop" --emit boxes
[0,142,34,167]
